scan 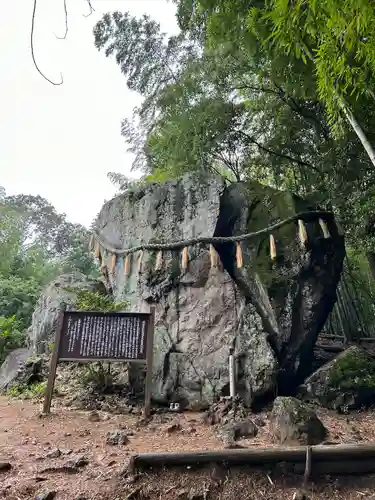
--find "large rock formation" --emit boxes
[299,345,375,411]
[95,174,345,408]
[214,182,345,390]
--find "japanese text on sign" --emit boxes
[58,311,148,361]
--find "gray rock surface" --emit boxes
[29,273,105,354]
[0,348,33,391]
[270,396,327,445]
[299,345,375,411]
[94,174,344,407]
[214,181,345,389]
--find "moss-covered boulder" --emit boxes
[270,396,327,445]
[299,345,375,412]
[214,180,345,391]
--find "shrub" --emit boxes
[0,315,26,365]
[7,380,47,400]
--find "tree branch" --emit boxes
[31,0,63,85]
[236,130,323,175]
[55,0,68,40]
[83,0,95,18]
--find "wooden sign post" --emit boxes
[43,305,155,418]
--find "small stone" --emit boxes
[0,462,11,472]
[166,422,182,434]
[292,490,309,500]
[60,449,73,455]
[65,455,89,468]
[35,490,56,500]
[78,429,91,437]
[45,448,61,459]
[270,397,327,445]
[253,416,266,427]
[64,432,72,437]
[233,419,258,439]
[88,411,100,422]
[106,430,129,446]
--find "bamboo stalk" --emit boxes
[124,254,130,276]
[155,250,163,271]
[235,243,243,268]
[319,219,331,239]
[181,247,189,271]
[270,234,277,260]
[298,219,308,246]
[209,244,218,268]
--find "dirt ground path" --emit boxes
[1,397,375,499]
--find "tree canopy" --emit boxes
[0,190,98,330]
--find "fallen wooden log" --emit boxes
[130,443,375,476]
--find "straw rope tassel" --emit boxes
[88,234,95,251]
[124,254,130,276]
[155,250,163,271]
[138,250,144,274]
[94,240,101,259]
[181,247,189,271]
[270,234,277,261]
[209,244,218,269]
[235,242,243,268]
[298,219,308,246]
[110,253,117,274]
[319,218,331,239]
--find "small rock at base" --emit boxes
[0,462,11,472]
[35,490,56,500]
[106,430,129,446]
[166,422,182,434]
[65,455,89,468]
[88,411,100,422]
[45,448,61,459]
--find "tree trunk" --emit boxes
[367,251,375,281]
[340,101,375,167]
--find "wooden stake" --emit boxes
[209,244,218,268]
[155,251,163,271]
[144,306,155,419]
[124,254,130,276]
[110,253,117,274]
[43,304,66,414]
[235,242,243,268]
[319,218,331,239]
[138,251,144,274]
[298,219,308,246]
[229,347,236,398]
[270,234,277,260]
[181,247,189,271]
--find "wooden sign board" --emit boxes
[43,305,155,418]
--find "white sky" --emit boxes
[0,0,178,227]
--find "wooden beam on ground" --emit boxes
[130,444,375,476]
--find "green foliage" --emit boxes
[74,289,128,313]
[0,316,26,365]
[328,349,375,392]
[0,191,99,330]
[7,381,47,400]
[80,362,114,391]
